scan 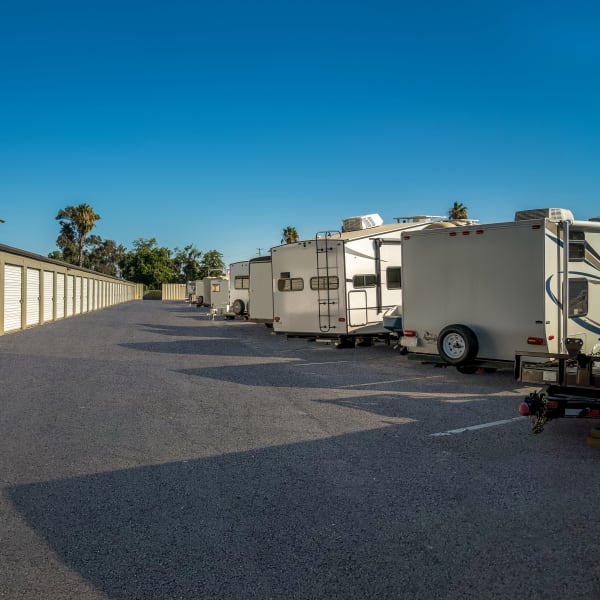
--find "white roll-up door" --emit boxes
[56,273,65,319]
[4,264,22,332]
[66,275,74,317]
[26,268,40,327]
[82,278,88,312]
[43,270,54,322]
[75,276,81,314]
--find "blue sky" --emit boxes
[1,0,599,266]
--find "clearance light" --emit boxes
[527,337,545,345]
[476,230,484,235]
[449,232,457,237]
[404,235,411,240]
[403,330,417,337]
[274,316,281,322]
[548,335,555,340]
[462,231,470,236]
[338,317,346,322]
[531,225,541,230]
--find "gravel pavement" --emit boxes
[1,300,599,599]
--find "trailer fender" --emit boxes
[437,324,479,365]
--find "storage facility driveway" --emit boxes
[1,301,599,599]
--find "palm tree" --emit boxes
[448,201,468,221]
[56,204,101,266]
[281,226,300,244]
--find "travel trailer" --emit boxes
[228,260,250,318]
[194,277,229,310]
[400,208,600,372]
[271,214,439,346]
[248,255,274,325]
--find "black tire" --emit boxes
[336,336,356,349]
[265,322,273,328]
[456,365,478,375]
[196,295,204,307]
[231,299,245,316]
[437,324,478,366]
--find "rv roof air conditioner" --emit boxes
[514,208,574,222]
[342,213,384,232]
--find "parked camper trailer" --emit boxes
[194,277,228,308]
[228,260,250,318]
[400,208,600,371]
[248,255,274,325]
[271,214,437,346]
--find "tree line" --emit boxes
[48,204,225,289]
[48,202,468,289]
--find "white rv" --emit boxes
[400,208,600,372]
[271,214,437,346]
[228,260,250,318]
[248,255,274,325]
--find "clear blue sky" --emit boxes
[1,0,599,266]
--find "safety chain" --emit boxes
[530,391,548,434]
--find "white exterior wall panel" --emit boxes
[66,275,74,317]
[56,273,65,319]
[26,268,41,327]
[4,264,22,332]
[43,270,54,322]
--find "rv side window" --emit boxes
[353,274,377,288]
[310,276,339,290]
[569,279,588,317]
[386,267,401,289]
[569,231,585,261]
[234,276,249,290]
[278,278,304,292]
[212,283,221,292]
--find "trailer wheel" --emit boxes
[437,324,478,365]
[231,299,245,316]
[336,336,356,349]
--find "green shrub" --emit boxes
[143,290,163,300]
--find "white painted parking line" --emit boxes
[430,417,523,437]
[294,361,354,366]
[340,376,445,388]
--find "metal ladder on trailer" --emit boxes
[315,231,341,332]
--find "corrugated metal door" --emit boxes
[4,264,22,332]
[66,275,74,316]
[82,278,88,312]
[43,270,54,322]
[75,276,81,314]
[26,268,40,327]
[56,273,65,319]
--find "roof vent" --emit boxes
[514,208,574,222]
[342,213,384,232]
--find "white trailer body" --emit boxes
[271,218,434,341]
[248,256,274,324]
[400,210,600,369]
[228,261,250,317]
[207,277,229,311]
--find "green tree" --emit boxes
[449,201,468,220]
[120,238,177,289]
[199,249,226,278]
[87,236,127,276]
[281,225,300,244]
[55,204,101,266]
[173,244,203,283]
